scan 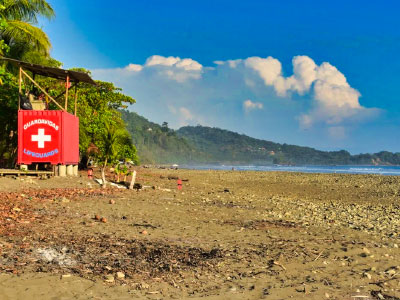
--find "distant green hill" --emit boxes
[121,110,400,165]
[120,110,202,164]
[177,126,400,165]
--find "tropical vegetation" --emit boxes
[1,0,399,169]
[0,0,54,60]
[121,111,400,166]
[0,0,138,168]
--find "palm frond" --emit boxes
[2,19,51,55]
[1,0,55,23]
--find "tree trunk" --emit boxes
[101,157,108,188]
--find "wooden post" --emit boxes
[18,67,22,109]
[129,170,137,190]
[65,75,69,111]
[74,84,78,116]
[21,69,65,111]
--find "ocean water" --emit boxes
[184,165,400,176]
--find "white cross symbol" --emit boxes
[31,128,51,148]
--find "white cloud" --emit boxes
[143,55,203,82]
[244,56,284,94]
[125,63,143,72]
[240,55,378,130]
[92,54,379,143]
[243,99,263,112]
[145,55,180,67]
[213,60,224,65]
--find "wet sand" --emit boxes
[0,169,399,299]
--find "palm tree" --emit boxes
[0,0,55,58]
[100,123,119,188]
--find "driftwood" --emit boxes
[129,171,137,190]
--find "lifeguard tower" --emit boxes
[1,57,96,176]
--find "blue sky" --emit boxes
[43,0,400,154]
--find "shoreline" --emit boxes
[0,168,399,299]
[178,164,400,176]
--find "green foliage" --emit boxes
[176,126,400,165]
[0,0,54,59]
[114,163,129,182]
[0,1,139,168]
[0,65,18,166]
[68,75,138,166]
[122,113,400,166]
[0,0,57,166]
[0,66,139,167]
[121,110,199,164]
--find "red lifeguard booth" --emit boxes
[1,58,96,176]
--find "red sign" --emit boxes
[18,110,79,165]
[21,115,60,163]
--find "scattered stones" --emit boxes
[109,199,115,204]
[12,207,21,212]
[1,171,400,299]
[387,269,396,276]
[376,292,384,300]
[362,247,371,255]
[363,272,372,280]
[229,286,237,292]
[139,282,150,289]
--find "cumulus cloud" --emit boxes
[228,55,379,130]
[142,55,203,82]
[125,63,143,72]
[99,55,203,83]
[92,54,379,143]
[243,99,263,112]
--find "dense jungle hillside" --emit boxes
[122,111,400,165]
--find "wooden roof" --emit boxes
[0,57,96,85]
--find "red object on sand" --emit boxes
[88,168,93,179]
[17,110,79,165]
[177,179,182,190]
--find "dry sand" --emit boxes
[0,168,399,299]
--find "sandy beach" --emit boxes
[0,168,399,299]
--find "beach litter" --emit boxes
[35,247,76,266]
